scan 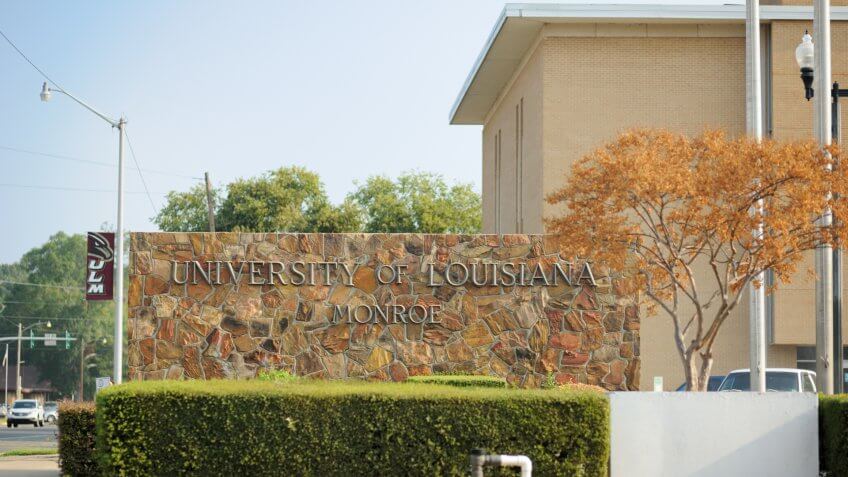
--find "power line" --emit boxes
[0,25,199,220]
[0,300,84,305]
[0,145,202,180]
[124,130,158,214]
[0,183,168,195]
[0,315,85,322]
[0,280,84,291]
[0,26,66,92]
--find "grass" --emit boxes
[0,448,58,457]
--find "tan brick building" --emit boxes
[451,2,848,390]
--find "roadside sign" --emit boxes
[653,376,664,392]
[86,232,115,301]
[44,333,57,346]
[95,377,111,394]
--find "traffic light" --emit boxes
[29,329,34,349]
[65,330,71,349]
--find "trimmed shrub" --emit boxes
[821,394,848,477]
[97,380,609,476]
[406,374,506,388]
[57,401,98,476]
[256,369,299,383]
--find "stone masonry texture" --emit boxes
[128,233,640,390]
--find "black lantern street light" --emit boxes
[796,30,848,393]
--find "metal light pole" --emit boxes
[115,119,125,384]
[4,343,8,408]
[40,82,126,384]
[15,321,50,400]
[797,32,848,393]
[16,324,20,400]
[796,0,835,394]
[746,0,767,393]
[831,82,847,392]
[814,0,834,395]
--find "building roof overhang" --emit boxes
[450,3,848,125]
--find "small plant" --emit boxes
[256,369,298,383]
[542,372,557,389]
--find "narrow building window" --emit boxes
[515,98,524,233]
[494,130,502,233]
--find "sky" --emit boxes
[0,0,732,264]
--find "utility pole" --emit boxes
[204,172,216,232]
[78,338,85,402]
[4,343,8,409]
[814,0,834,395]
[746,0,766,392]
[15,323,21,400]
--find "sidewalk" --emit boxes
[0,455,59,477]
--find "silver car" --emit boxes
[43,402,58,424]
[6,399,44,428]
[717,368,817,392]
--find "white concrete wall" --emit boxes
[609,392,818,477]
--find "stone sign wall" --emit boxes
[128,233,640,390]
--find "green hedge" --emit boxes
[96,380,609,476]
[821,394,848,477]
[406,374,506,388]
[57,401,98,476]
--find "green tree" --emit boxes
[349,171,481,233]
[218,166,361,232]
[153,184,220,232]
[0,233,113,400]
[152,167,481,234]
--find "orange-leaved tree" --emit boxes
[547,129,845,391]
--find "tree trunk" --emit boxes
[698,351,714,392]
[682,349,714,391]
[683,351,700,391]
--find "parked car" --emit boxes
[675,376,725,391]
[43,401,58,424]
[717,368,817,392]
[7,399,44,427]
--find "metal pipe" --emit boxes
[499,455,533,477]
[469,449,532,477]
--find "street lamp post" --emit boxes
[40,82,125,385]
[78,337,108,401]
[796,32,847,393]
[15,321,51,400]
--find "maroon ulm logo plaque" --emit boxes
[86,232,115,301]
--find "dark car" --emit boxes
[675,376,725,392]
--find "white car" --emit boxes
[6,399,44,428]
[717,368,817,392]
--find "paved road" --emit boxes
[0,425,58,453]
